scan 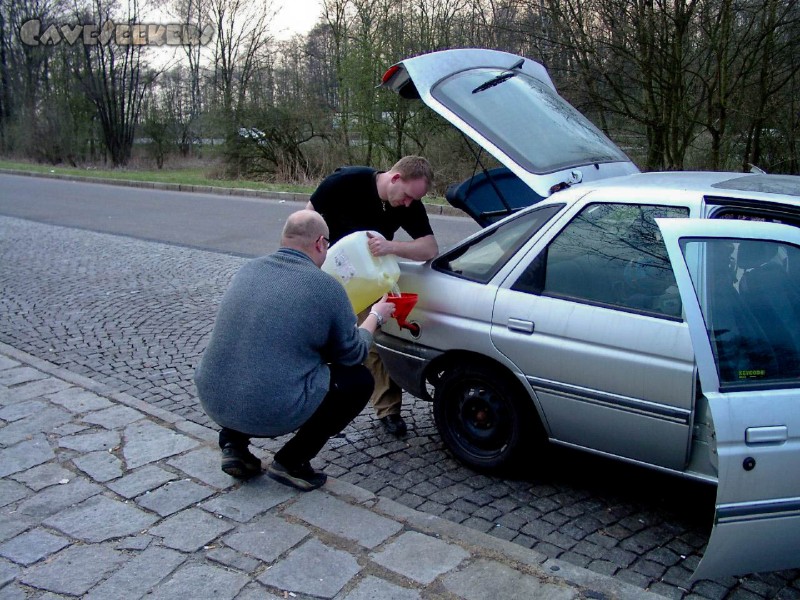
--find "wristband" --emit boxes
[369,310,385,327]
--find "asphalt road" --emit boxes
[1,173,798,599]
[0,173,479,257]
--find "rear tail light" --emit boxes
[382,65,401,84]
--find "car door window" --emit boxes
[683,237,800,388]
[433,204,563,283]
[512,203,688,317]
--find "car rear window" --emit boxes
[431,68,630,174]
[433,204,563,283]
[710,203,800,227]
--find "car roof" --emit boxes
[576,171,800,208]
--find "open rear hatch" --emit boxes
[381,49,639,225]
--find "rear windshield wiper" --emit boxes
[471,59,525,94]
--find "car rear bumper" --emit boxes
[374,333,443,400]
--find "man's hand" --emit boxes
[367,232,393,257]
[359,294,396,334]
[367,232,438,261]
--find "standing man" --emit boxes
[306,156,439,436]
[194,210,396,490]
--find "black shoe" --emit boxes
[267,460,327,491]
[221,444,262,478]
[380,414,408,436]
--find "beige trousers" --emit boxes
[357,307,403,419]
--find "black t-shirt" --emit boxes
[309,166,434,245]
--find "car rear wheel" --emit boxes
[433,362,533,472]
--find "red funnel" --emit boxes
[387,293,418,327]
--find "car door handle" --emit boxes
[507,318,534,334]
[745,426,788,445]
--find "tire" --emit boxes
[433,362,534,472]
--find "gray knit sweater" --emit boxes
[194,248,372,436]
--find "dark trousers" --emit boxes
[219,364,373,468]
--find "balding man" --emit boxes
[195,210,395,491]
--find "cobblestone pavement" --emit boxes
[1,216,798,599]
[1,347,647,600]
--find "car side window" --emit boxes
[683,238,800,388]
[433,204,563,283]
[512,203,689,318]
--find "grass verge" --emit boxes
[0,158,448,205]
[0,159,314,193]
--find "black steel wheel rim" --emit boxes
[446,380,512,459]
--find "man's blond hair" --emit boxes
[391,156,433,185]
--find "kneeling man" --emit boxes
[194,210,395,491]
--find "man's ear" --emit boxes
[390,173,402,183]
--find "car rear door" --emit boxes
[491,201,696,472]
[659,218,800,580]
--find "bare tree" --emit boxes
[70,0,155,166]
[304,22,339,111]
[541,0,707,170]
[1,0,68,151]
[737,0,799,171]
[0,1,10,149]
[537,0,800,172]
[321,0,354,161]
[207,0,275,123]
[170,0,212,154]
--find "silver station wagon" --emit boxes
[376,48,800,580]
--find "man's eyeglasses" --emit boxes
[318,235,330,247]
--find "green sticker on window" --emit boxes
[739,369,766,379]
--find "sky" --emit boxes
[271,0,324,39]
[143,0,324,69]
